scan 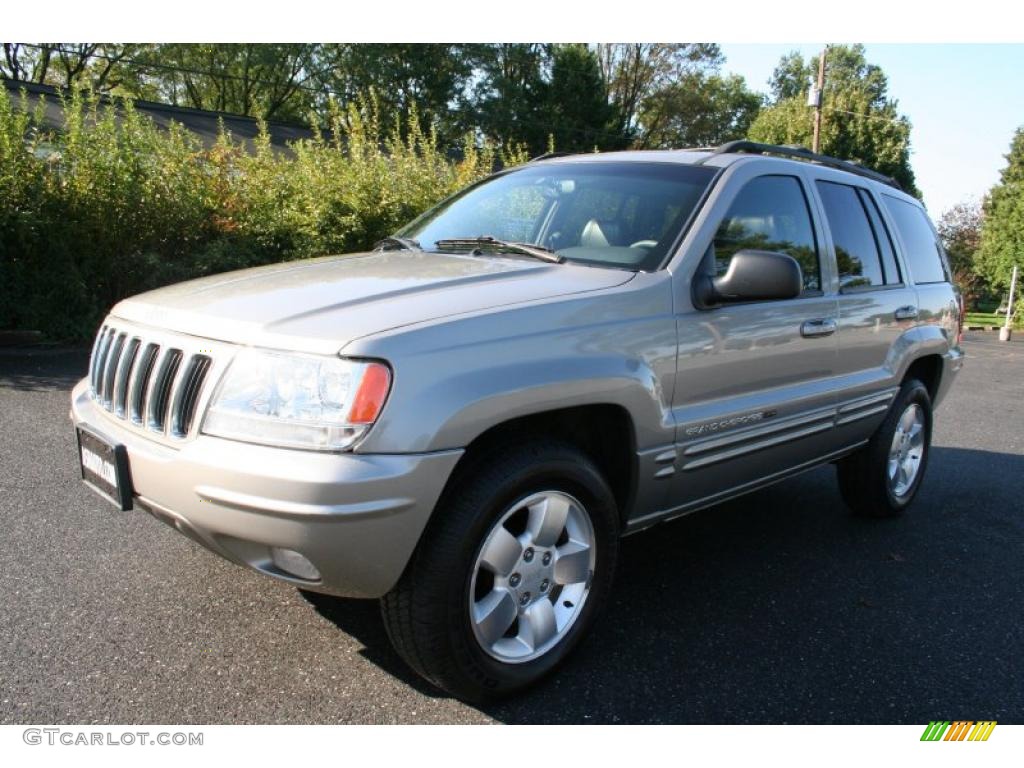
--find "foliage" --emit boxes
[311,44,479,144]
[748,45,917,193]
[977,127,1024,303]
[544,44,618,153]
[2,43,145,92]
[2,43,726,154]
[937,201,987,308]
[0,86,524,339]
[468,44,552,154]
[137,44,318,122]
[595,43,723,147]
[640,73,762,149]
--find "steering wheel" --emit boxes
[629,240,658,249]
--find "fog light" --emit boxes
[270,547,321,581]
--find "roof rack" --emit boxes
[694,140,902,190]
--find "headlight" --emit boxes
[201,350,391,451]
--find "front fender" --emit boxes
[345,274,679,454]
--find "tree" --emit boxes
[748,45,917,193]
[1,43,146,92]
[768,52,809,101]
[469,44,551,154]
[311,44,478,146]
[977,127,1024,298]
[544,44,617,152]
[135,44,317,122]
[595,43,722,147]
[938,201,986,307]
[639,73,762,149]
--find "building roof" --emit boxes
[2,78,318,152]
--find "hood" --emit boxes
[111,251,635,354]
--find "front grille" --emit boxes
[88,323,214,441]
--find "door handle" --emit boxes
[895,305,919,320]
[800,318,837,338]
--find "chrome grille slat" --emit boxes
[87,323,220,443]
[161,351,192,437]
[91,328,114,394]
[100,333,126,404]
[172,355,212,437]
[128,343,159,425]
[113,337,141,417]
[88,325,107,390]
[140,346,170,428]
[147,349,182,433]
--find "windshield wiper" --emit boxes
[374,236,422,252]
[434,236,564,264]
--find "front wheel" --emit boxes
[381,440,619,701]
[837,378,933,517]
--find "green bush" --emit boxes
[0,87,527,340]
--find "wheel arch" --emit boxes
[437,404,638,527]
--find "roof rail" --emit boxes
[528,151,575,163]
[697,140,902,190]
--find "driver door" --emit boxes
[668,172,841,512]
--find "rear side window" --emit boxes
[816,181,887,289]
[713,175,820,292]
[882,196,949,284]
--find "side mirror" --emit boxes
[695,249,803,306]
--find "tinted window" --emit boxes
[858,189,901,284]
[816,181,885,289]
[713,175,820,292]
[400,162,715,271]
[882,196,949,284]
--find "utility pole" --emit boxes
[811,46,827,154]
[1000,264,1018,342]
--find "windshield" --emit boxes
[397,161,717,271]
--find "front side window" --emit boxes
[816,181,887,289]
[712,175,821,292]
[398,162,716,271]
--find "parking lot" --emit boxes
[1,331,1021,724]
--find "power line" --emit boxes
[16,43,332,100]
[11,43,640,147]
[823,106,907,125]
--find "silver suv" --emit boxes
[71,141,964,701]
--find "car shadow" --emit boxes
[298,590,447,699]
[0,347,90,391]
[304,446,1023,724]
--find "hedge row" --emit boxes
[0,88,527,340]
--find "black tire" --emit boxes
[837,378,933,518]
[380,439,619,702]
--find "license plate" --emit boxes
[77,428,133,510]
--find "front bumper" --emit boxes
[71,379,463,598]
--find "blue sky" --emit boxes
[719,44,1024,215]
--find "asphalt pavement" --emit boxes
[1,332,1021,724]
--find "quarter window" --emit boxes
[713,175,821,292]
[882,196,950,284]
[816,181,888,289]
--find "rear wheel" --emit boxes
[380,440,618,701]
[837,378,933,517]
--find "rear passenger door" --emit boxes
[813,178,918,443]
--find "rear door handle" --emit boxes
[895,305,919,320]
[800,318,837,338]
